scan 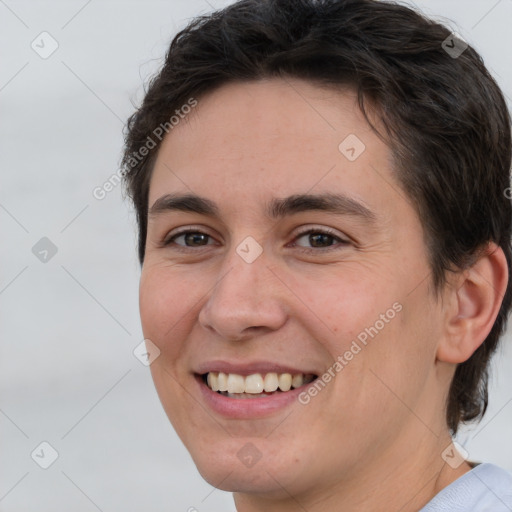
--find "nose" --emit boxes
[198,247,288,341]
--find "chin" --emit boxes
[186,437,304,496]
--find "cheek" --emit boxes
[286,267,392,340]
[299,268,435,406]
[139,267,201,356]
[339,290,440,432]
[139,269,207,436]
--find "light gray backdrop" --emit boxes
[1,0,511,510]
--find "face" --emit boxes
[140,79,449,500]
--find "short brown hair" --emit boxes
[121,0,512,434]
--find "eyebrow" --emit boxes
[148,192,377,224]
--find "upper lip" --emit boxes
[195,360,318,377]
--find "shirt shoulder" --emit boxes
[419,463,512,512]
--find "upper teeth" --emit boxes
[206,372,313,394]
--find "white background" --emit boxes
[1,0,511,510]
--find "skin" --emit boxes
[139,78,508,511]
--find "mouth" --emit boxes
[200,371,318,399]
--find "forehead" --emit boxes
[148,78,408,224]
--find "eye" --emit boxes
[161,226,349,252]
[163,229,216,248]
[291,227,349,251]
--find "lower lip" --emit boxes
[195,374,313,419]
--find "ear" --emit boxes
[436,242,508,364]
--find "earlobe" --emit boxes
[436,243,508,364]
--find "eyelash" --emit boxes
[162,226,349,253]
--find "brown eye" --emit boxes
[165,230,214,247]
[293,228,349,251]
[305,232,335,248]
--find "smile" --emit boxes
[203,372,317,398]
